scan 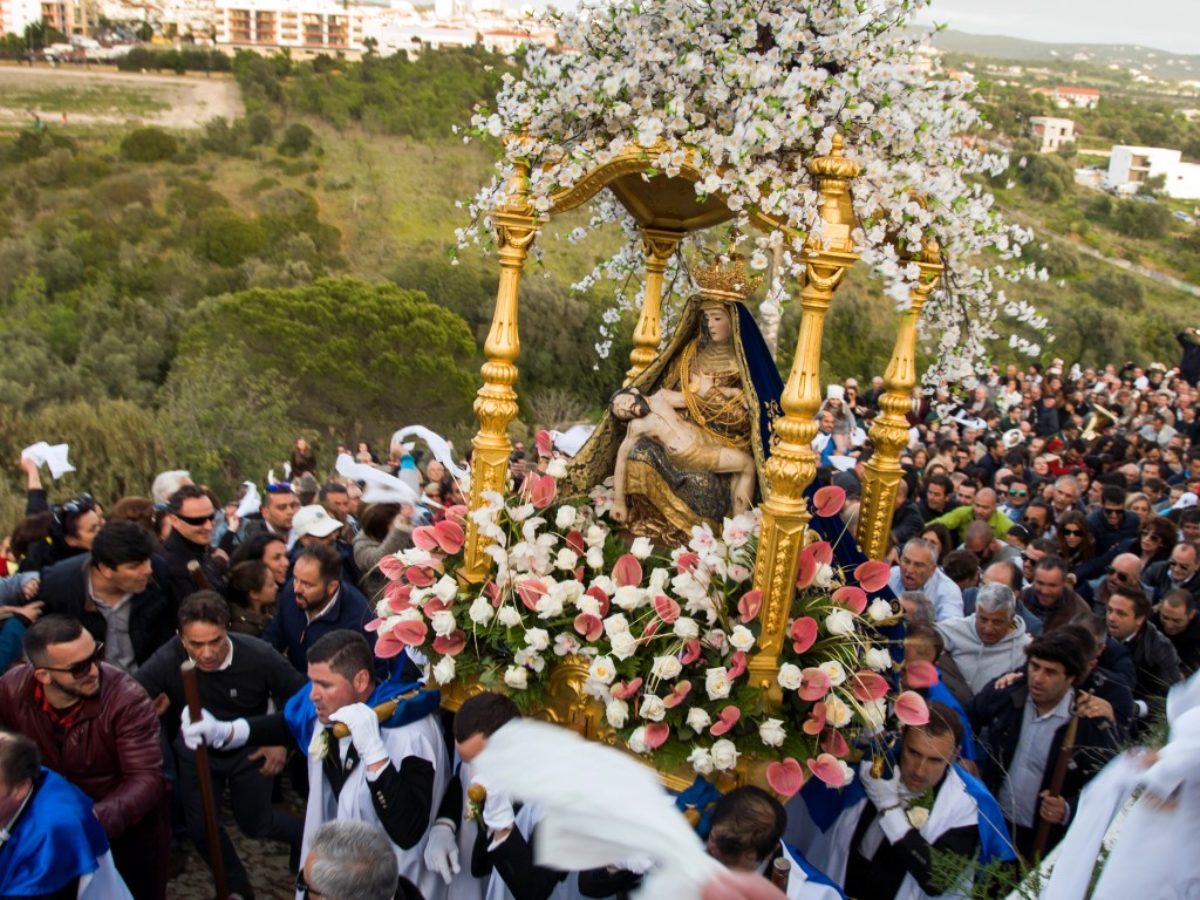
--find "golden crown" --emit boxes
[691,254,763,303]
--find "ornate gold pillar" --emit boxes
[856,238,942,560]
[625,228,684,385]
[748,136,860,699]
[463,160,539,581]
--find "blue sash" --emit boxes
[0,769,110,895]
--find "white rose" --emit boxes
[812,563,835,588]
[819,660,847,687]
[628,727,649,754]
[648,567,670,593]
[673,616,700,640]
[610,631,638,661]
[430,610,457,638]
[704,629,727,651]
[864,647,894,671]
[640,694,666,722]
[497,606,522,628]
[777,663,803,691]
[546,458,567,479]
[555,505,577,530]
[534,592,564,619]
[705,667,731,700]
[861,698,887,730]
[825,609,856,636]
[603,613,630,636]
[686,708,712,733]
[605,698,629,728]
[555,548,579,571]
[585,525,606,549]
[824,694,852,728]
[728,625,756,652]
[867,598,893,623]
[432,655,456,685]
[651,655,682,680]
[591,575,616,596]
[759,718,786,747]
[711,738,740,771]
[577,593,601,617]
[432,575,458,604]
[468,595,494,625]
[613,585,644,611]
[630,536,654,559]
[687,746,715,775]
[503,665,529,690]
[525,627,550,651]
[586,547,605,570]
[907,807,930,829]
[588,655,617,684]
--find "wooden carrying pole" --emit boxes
[1032,711,1080,861]
[181,659,230,900]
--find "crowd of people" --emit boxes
[0,341,1197,899]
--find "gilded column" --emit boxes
[748,136,860,700]
[625,227,684,385]
[856,237,942,560]
[463,159,540,581]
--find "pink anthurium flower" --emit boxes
[850,671,890,702]
[663,680,691,708]
[574,613,603,641]
[821,728,849,758]
[535,430,553,459]
[814,485,847,518]
[737,589,763,623]
[364,617,384,633]
[895,691,931,726]
[433,631,466,656]
[613,554,643,588]
[709,706,741,736]
[832,585,868,615]
[483,580,501,607]
[375,631,408,658]
[516,579,547,612]
[378,554,407,581]
[905,660,940,689]
[807,541,834,565]
[423,597,452,617]
[391,619,428,647]
[412,526,440,552]
[444,504,469,526]
[433,520,465,554]
[584,585,611,616]
[790,617,819,654]
[675,552,700,574]
[766,758,805,799]
[405,567,435,588]
[807,753,847,787]
[566,530,586,554]
[654,594,681,624]
[798,667,831,701]
[727,650,747,680]
[795,547,817,589]
[803,702,827,735]
[854,560,891,593]
[640,620,660,641]
[644,722,670,750]
[680,640,702,665]
[612,678,643,701]
[529,474,557,509]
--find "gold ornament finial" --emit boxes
[691,254,763,303]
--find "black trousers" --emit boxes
[110,801,171,900]
[178,746,303,895]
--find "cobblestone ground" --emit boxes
[167,786,302,900]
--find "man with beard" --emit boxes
[0,615,168,898]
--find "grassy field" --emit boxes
[3,84,169,115]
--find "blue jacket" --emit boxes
[263,578,381,675]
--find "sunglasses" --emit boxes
[1105,566,1133,585]
[1062,528,1085,537]
[40,642,104,678]
[1141,531,1162,541]
[1008,489,1028,497]
[174,511,216,526]
[1103,507,1125,518]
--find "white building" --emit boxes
[1029,116,1076,153]
[214,0,373,52]
[1032,85,1101,110]
[1,0,42,35]
[1107,145,1200,200]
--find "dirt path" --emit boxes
[0,63,243,129]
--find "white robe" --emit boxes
[443,760,485,900]
[483,802,581,900]
[300,713,448,900]
[78,850,131,900]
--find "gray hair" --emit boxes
[898,590,935,626]
[975,582,1016,617]
[151,469,192,505]
[307,821,398,900]
[901,538,938,562]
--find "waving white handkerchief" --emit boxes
[336,453,424,506]
[390,425,468,480]
[21,442,75,480]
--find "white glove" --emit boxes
[181,708,249,751]
[481,788,515,833]
[859,760,901,812]
[423,819,460,886]
[328,702,388,767]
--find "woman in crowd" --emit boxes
[1134,516,1177,570]
[921,523,954,565]
[1056,510,1097,573]
[225,560,278,637]
[229,532,291,587]
[353,502,413,600]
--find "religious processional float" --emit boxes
[368,0,1045,799]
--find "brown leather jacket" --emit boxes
[0,662,167,838]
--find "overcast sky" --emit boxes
[912,0,1199,56]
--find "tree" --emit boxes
[1112,201,1172,240]
[1017,153,1074,203]
[120,127,178,162]
[277,123,313,157]
[247,112,273,145]
[177,278,479,437]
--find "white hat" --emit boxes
[293,504,342,538]
[826,384,845,401]
[1172,492,1198,511]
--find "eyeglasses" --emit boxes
[1105,566,1133,585]
[1009,489,1028,497]
[40,642,104,678]
[173,511,216,526]
[295,871,324,898]
[1062,528,1085,537]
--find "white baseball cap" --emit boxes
[293,504,342,538]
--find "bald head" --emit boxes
[1107,553,1142,591]
[973,488,998,521]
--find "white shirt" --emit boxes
[887,566,964,621]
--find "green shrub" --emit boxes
[120,127,178,163]
[247,112,274,145]
[277,123,314,157]
[196,207,269,267]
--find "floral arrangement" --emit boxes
[454,0,1049,385]
[368,435,930,796]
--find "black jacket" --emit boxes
[1143,559,1200,605]
[1151,610,1200,676]
[153,530,227,607]
[1125,622,1182,716]
[891,501,926,548]
[37,554,175,668]
[470,805,567,900]
[968,681,1120,852]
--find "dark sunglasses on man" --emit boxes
[174,511,216,526]
[39,642,105,678]
[1105,566,1133,585]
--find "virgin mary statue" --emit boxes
[566,258,784,545]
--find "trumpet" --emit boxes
[1081,404,1117,441]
